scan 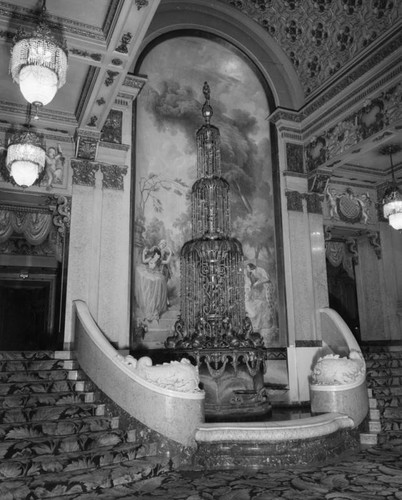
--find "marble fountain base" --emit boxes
[192,412,360,469]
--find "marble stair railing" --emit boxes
[362,345,402,445]
[0,350,167,499]
[73,300,204,450]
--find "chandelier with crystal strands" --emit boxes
[9,0,68,110]
[6,130,46,187]
[381,144,402,231]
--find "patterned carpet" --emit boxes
[2,347,402,499]
[43,442,402,499]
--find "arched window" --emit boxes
[131,32,284,348]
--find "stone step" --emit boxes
[359,432,378,446]
[366,374,402,387]
[0,429,138,462]
[0,415,120,439]
[0,391,96,409]
[374,396,402,410]
[378,431,402,445]
[0,379,88,396]
[0,351,57,361]
[368,420,382,433]
[0,402,105,424]
[0,442,155,481]
[366,359,402,369]
[367,367,402,378]
[362,345,402,355]
[0,359,78,372]
[369,408,380,420]
[0,456,166,499]
[0,369,82,383]
[370,385,402,397]
[382,407,402,420]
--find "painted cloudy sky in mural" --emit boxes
[135,35,279,344]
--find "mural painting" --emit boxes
[134,35,280,346]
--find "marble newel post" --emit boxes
[64,129,131,349]
[279,138,328,403]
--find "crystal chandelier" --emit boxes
[6,130,46,187]
[9,0,68,110]
[381,144,402,230]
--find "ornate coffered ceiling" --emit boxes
[220,0,402,99]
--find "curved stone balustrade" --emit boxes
[73,300,205,447]
[310,308,368,427]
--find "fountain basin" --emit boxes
[193,412,357,469]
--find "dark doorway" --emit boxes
[326,259,360,341]
[0,270,61,351]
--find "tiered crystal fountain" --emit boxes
[166,83,270,420]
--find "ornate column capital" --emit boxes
[285,190,304,212]
[305,193,324,215]
[71,159,100,187]
[100,164,128,190]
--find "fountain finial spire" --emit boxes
[202,81,213,124]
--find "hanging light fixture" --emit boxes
[6,129,46,188]
[381,144,402,230]
[9,0,68,114]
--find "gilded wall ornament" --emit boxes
[115,32,132,54]
[367,230,381,260]
[105,70,119,87]
[325,186,372,224]
[71,159,99,187]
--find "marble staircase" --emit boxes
[361,345,402,446]
[0,350,167,499]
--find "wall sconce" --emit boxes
[9,0,68,114]
[381,144,402,230]
[6,129,46,188]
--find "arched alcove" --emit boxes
[134,0,305,111]
[132,16,298,349]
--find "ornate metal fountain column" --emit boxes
[166,83,270,420]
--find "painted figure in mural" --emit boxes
[44,145,64,190]
[245,262,275,333]
[135,243,171,321]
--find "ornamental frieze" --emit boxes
[305,81,402,172]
